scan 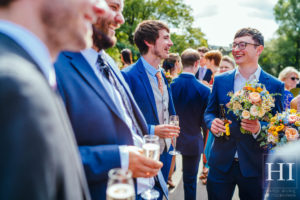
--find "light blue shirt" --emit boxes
[141,56,164,134]
[0,20,54,85]
[81,49,153,194]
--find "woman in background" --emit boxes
[278,66,299,110]
[120,48,133,69]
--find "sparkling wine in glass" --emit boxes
[141,135,160,200]
[106,168,135,200]
[169,115,180,155]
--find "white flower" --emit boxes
[232,101,242,110]
[250,105,259,117]
[242,110,250,119]
[258,108,265,118]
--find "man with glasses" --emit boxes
[204,27,284,200]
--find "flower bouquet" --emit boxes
[164,71,173,85]
[226,80,278,134]
[258,109,300,150]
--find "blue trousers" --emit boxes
[182,154,201,200]
[207,160,263,200]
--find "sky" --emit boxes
[184,0,279,47]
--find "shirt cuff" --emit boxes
[252,123,261,139]
[119,145,129,170]
[150,125,155,135]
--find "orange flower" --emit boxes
[256,87,263,92]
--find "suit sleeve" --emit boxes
[79,145,121,182]
[204,79,219,130]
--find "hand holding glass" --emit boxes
[169,115,180,155]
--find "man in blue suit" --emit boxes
[122,20,180,182]
[204,28,284,200]
[54,1,168,199]
[171,48,210,200]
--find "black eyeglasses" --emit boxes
[232,42,259,50]
[290,77,299,81]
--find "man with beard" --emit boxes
[54,0,168,199]
[122,20,180,183]
[0,0,106,199]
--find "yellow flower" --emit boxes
[290,109,297,114]
[272,131,278,137]
[270,117,277,122]
[275,124,284,132]
[256,87,263,92]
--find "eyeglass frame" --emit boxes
[232,42,260,50]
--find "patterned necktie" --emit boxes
[155,71,164,96]
[96,54,143,137]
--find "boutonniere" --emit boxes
[165,72,173,85]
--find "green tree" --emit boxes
[107,0,207,64]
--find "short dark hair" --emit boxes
[197,46,209,54]
[121,48,132,65]
[181,48,200,67]
[162,53,180,72]
[0,0,16,7]
[234,27,264,46]
[204,50,222,66]
[134,20,170,55]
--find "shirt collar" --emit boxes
[81,48,99,67]
[235,65,261,81]
[0,20,52,81]
[141,56,161,77]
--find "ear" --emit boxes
[144,40,153,48]
[257,45,264,56]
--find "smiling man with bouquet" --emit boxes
[204,28,284,200]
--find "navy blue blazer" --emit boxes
[121,58,176,131]
[204,69,284,178]
[195,67,212,83]
[171,73,211,156]
[54,51,150,199]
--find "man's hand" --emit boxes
[211,118,232,135]
[154,124,180,139]
[128,147,163,178]
[241,119,260,134]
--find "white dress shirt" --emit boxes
[0,20,54,87]
[81,48,153,194]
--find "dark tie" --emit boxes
[96,54,144,137]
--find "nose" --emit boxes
[169,38,173,47]
[116,12,125,25]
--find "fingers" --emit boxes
[240,119,259,133]
[211,118,226,134]
[128,151,162,178]
[154,124,180,138]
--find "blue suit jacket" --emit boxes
[195,67,212,83]
[204,69,284,178]
[54,51,154,199]
[121,58,176,133]
[171,73,211,156]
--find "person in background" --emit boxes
[120,48,132,69]
[171,48,210,200]
[162,53,181,79]
[0,0,103,199]
[195,46,212,83]
[162,52,181,188]
[219,55,236,73]
[203,50,222,86]
[278,66,299,110]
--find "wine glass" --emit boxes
[106,168,135,200]
[141,135,160,200]
[169,115,180,155]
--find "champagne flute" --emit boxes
[141,135,160,200]
[106,168,135,200]
[169,115,180,155]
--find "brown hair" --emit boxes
[134,20,170,55]
[234,27,264,46]
[163,53,180,72]
[204,50,222,66]
[197,46,209,54]
[181,48,200,68]
[121,48,132,65]
[221,56,235,68]
[0,0,15,7]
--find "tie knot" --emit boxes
[97,54,110,78]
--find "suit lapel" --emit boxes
[258,70,270,88]
[65,52,122,119]
[136,59,159,122]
